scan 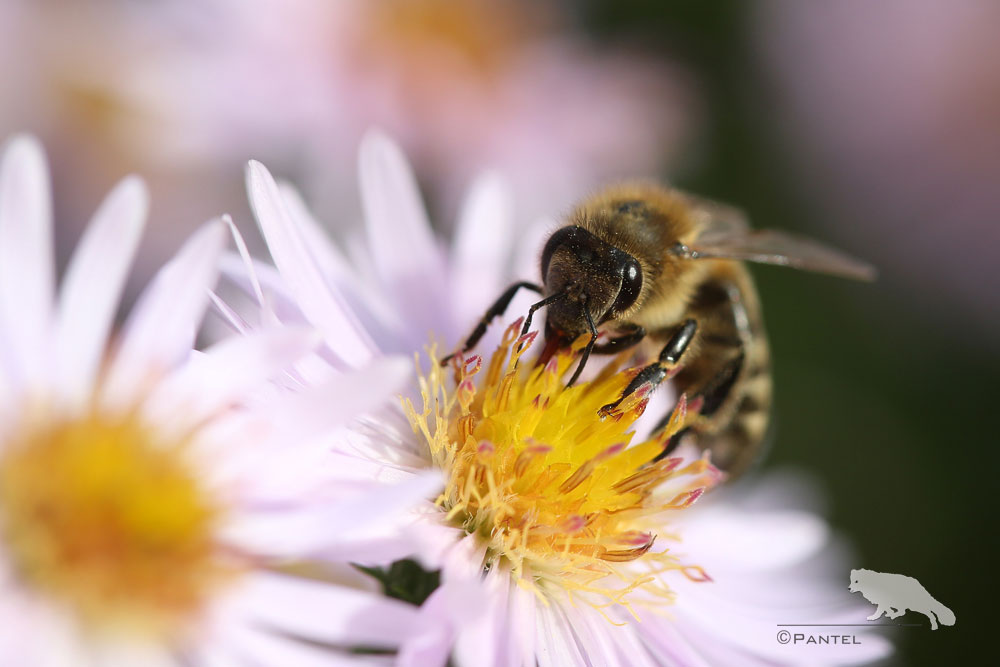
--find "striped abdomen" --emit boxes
[673,262,772,478]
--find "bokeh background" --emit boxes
[3,1,994,663]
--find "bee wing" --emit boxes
[682,191,751,237]
[688,229,878,281]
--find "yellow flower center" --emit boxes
[0,410,236,639]
[405,319,718,613]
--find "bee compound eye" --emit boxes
[611,258,642,314]
[540,226,581,278]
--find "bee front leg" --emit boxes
[598,319,697,417]
[441,281,542,365]
[591,322,646,355]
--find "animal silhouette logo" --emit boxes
[849,568,955,630]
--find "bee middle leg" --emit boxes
[598,319,697,417]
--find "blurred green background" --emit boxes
[580,2,994,664]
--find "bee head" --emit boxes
[540,225,643,339]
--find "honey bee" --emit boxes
[446,183,875,478]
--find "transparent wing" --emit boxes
[681,191,750,237]
[688,228,877,281]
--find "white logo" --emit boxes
[849,568,955,630]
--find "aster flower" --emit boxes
[0,135,440,665]
[237,131,893,665]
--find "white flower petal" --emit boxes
[279,181,400,338]
[450,172,514,327]
[637,618,717,667]
[103,219,226,408]
[181,644,242,667]
[247,160,377,367]
[535,603,587,667]
[358,130,448,339]
[0,135,53,386]
[226,471,442,560]
[0,594,81,667]
[237,571,423,648]
[575,605,659,667]
[145,327,319,429]
[219,620,392,667]
[677,507,829,572]
[223,215,274,326]
[54,176,148,407]
[401,575,484,667]
[91,641,176,667]
[508,581,538,667]
[261,356,412,446]
[453,566,532,667]
[208,290,251,335]
[277,182,353,285]
[651,583,893,665]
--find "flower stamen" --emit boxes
[404,319,719,612]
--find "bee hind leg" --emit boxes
[652,350,745,461]
[598,319,697,417]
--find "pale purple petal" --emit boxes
[91,642,176,667]
[451,572,503,667]
[280,181,401,340]
[637,618,717,667]
[567,606,655,667]
[650,582,893,665]
[535,602,588,667]
[54,176,148,407]
[218,251,302,327]
[277,182,353,284]
[224,471,442,560]
[257,356,411,446]
[450,173,514,327]
[103,219,226,407]
[207,290,251,335]
[508,580,538,667]
[247,160,377,367]
[223,215,275,327]
[180,644,242,667]
[218,620,393,667]
[676,507,829,572]
[358,130,448,339]
[397,587,458,667]
[0,594,80,666]
[235,571,423,648]
[145,327,319,429]
[401,568,489,667]
[0,135,53,386]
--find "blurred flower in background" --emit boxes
[1,0,694,301]
[756,0,1000,337]
[0,136,439,664]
